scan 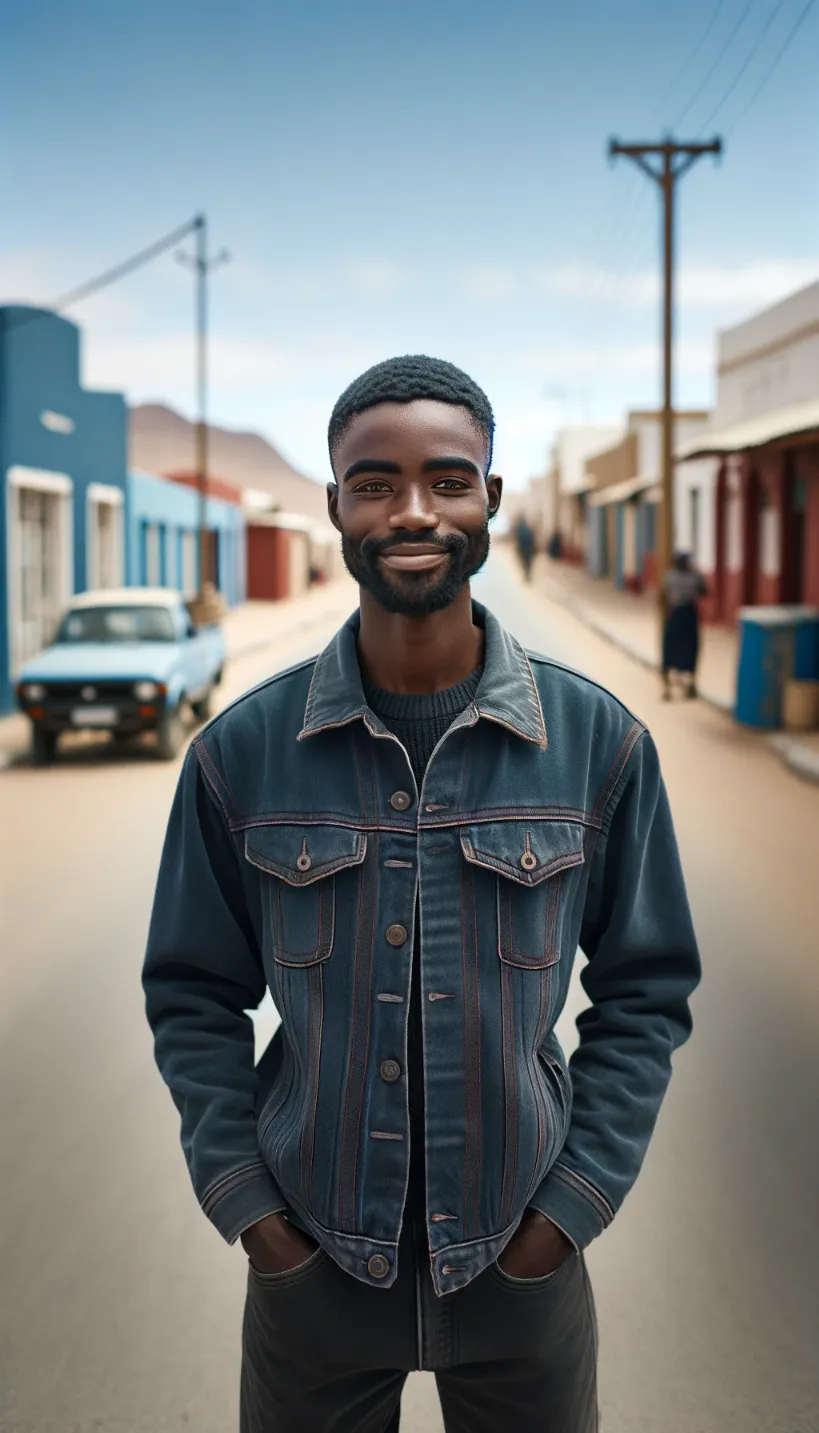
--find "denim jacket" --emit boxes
[143,604,700,1297]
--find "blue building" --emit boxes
[1,306,248,716]
[0,306,127,714]
[125,470,246,608]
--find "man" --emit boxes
[144,356,700,1433]
[514,514,536,581]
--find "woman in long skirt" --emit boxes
[662,552,707,700]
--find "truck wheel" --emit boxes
[156,708,185,761]
[31,727,58,767]
[191,686,215,722]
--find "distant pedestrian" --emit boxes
[514,515,536,581]
[144,355,700,1433]
[661,551,707,700]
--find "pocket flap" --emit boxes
[460,820,586,887]
[245,825,367,886]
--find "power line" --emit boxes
[50,218,198,310]
[2,218,200,335]
[696,0,790,132]
[653,0,728,121]
[725,0,817,133]
[673,0,756,130]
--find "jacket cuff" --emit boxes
[529,1162,614,1251]
[201,1161,287,1245]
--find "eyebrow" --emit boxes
[342,456,482,481]
[423,457,482,478]
[343,459,401,481]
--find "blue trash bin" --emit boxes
[735,606,819,728]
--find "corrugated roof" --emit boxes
[677,397,819,460]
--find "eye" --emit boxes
[433,478,471,491]
[353,480,393,494]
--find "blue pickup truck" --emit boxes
[16,588,226,765]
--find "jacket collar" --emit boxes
[298,603,547,749]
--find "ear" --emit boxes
[486,473,503,519]
[327,482,342,533]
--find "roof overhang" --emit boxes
[588,473,659,507]
[676,398,819,461]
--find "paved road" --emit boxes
[2,554,818,1433]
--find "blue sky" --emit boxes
[2,0,817,489]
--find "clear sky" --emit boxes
[2,0,817,489]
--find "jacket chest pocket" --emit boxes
[244,825,367,966]
[460,820,586,968]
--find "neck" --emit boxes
[357,585,483,694]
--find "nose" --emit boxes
[388,483,439,532]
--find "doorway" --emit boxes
[87,486,124,590]
[7,467,73,673]
[781,453,806,604]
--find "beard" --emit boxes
[341,521,491,616]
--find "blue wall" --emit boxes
[126,470,246,608]
[0,306,127,713]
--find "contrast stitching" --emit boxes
[201,1160,269,1216]
[229,806,596,834]
[300,963,324,1205]
[498,960,518,1229]
[464,840,585,887]
[460,858,482,1241]
[245,838,366,888]
[552,1163,615,1223]
[337,831,378,1232]
[593,720,644,824]
[194,738,236,821]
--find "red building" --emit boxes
[678,281,819,626]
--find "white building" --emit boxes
[552,426,623,560]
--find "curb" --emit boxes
[545,583,733,715]
[767,733,819,786]
[542,573,819,788]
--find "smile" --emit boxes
[378,546,450,573]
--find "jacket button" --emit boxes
[390,790,412,812]
[379,1059,401,1083]
[385,924,408,947]
[367,1254,390,1279]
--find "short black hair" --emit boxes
[328,354,495,475]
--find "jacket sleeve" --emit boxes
[142,742,286,1244]
[529,729,701,1249]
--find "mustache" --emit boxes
[361,531,466,559]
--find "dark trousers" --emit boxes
[240,1223,598,1433]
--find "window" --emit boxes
[57,605,175,643]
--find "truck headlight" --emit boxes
[21,683,46,701]
[134,681,159,701]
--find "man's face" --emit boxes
[328,399,502,616]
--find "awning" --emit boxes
[677,397,819,461]
[589,473,659,507]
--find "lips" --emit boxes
[378,544,450,573]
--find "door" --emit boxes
[742,467,761,606]
[87,493,124,590]
[14,485,71,666]
[781,455,806,603]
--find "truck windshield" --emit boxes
[56,606,177,643]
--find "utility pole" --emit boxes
[177,215,230,609]
[608,137,721,631]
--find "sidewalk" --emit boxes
[0,576,357,768]
[535,556,819,786]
